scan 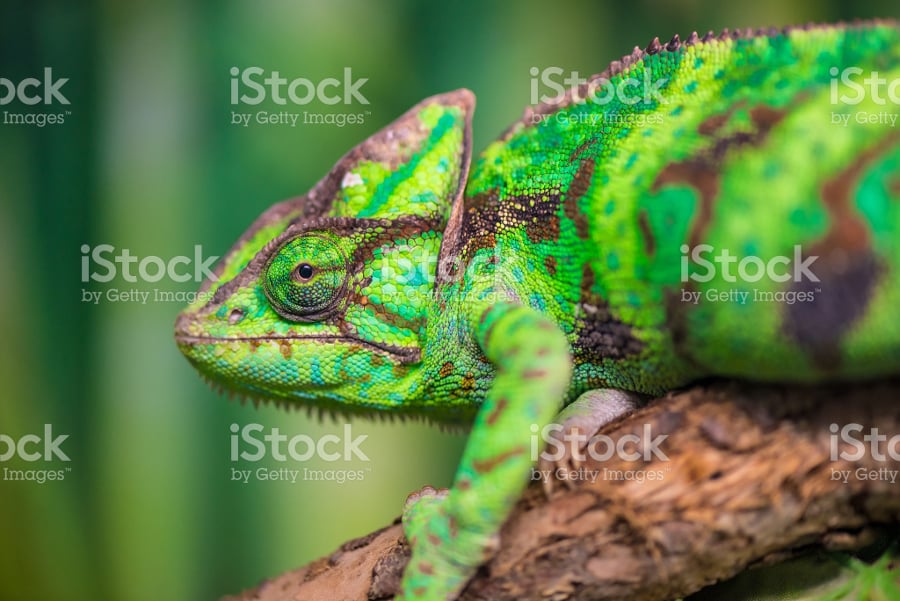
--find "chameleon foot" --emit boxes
[538,388,644,495]
[402,485,449,545]
[400,486,497,601]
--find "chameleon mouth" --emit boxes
[175,332,422,363]
[174,334,421,362]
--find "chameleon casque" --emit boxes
[176,21,900,600]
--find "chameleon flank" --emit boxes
[176,21,900,600]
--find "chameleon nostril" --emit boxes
[228,308,244,325]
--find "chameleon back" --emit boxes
[439,22,900,396]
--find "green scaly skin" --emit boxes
[176,21,900,600]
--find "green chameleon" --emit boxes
[176,21,900,600]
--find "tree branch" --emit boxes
[223,380,900,601]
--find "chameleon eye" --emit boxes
[264,234,347,320]
[295,263,315,281]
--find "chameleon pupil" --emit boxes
[297,264,314,280]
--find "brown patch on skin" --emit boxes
[653,161,719,248]
[574,263,645,360]
[467,189,495,213]
[485,398,508,425]
[392,364,407,378]
[522,369,547,379]
[697,112,730,136]
[471,446,526,474]
[816,138,898,253]
[653,104,787,248]
[439,361,454,378]
[525,214,561,243]
[784,134,898,368]
[249,339,262,353]
[453,144,595,261]
[581,263,595,292]
[637,210,656,256]
[663,287,692,354]
[456,478,471,491]
[697,100,746,137]
[748,105,787,130]
[564,158,594,240]
[889,176,900,197]
[461,374,476,392]
[278,339,292,360]
[460,191,499,254]
[365,301,421,333]
[370,355,385,367]
[426,534,441,547]
[544,255,558,276]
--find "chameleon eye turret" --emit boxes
[264,232,348,321]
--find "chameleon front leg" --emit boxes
[399,302,573,600]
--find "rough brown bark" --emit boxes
[223,380,900,601]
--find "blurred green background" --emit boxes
[0,1,896,599]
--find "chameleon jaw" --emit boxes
[173,321,432,415]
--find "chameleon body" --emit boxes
[176,22,900,600]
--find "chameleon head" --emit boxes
[175,90,473,415]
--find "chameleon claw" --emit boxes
[403,485,449,513]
